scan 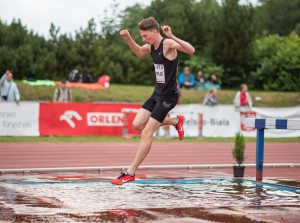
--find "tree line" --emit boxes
[0,0,299,91]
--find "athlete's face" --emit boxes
[140,29,158,45]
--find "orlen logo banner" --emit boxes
[39,102,142,136]
[87,113,123,126]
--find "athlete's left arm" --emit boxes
[161,26,195,55]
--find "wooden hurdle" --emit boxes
[245,118,300,181]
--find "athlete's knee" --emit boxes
[132,120,145,131]
[141,128,154,140]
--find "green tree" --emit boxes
[255,0,300,36]
[251,34,300,91]
[211,0,256,87]
[232,131,246,166]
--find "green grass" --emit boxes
[16,81,300,107]
[1,136,299,143]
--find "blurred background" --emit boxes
[0,0,299,92]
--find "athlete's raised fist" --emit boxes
[120,29,131,41]
[161,25,173,38]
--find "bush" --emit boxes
[232,131,246,166]
[251,34,300,91]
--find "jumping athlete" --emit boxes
[111,17,195,185]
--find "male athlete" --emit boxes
[111,17,195,185]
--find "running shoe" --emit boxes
[110,171,135,185]
[175,115,184,141]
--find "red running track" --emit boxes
[0,142,299,169]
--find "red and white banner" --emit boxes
[39,103,142,136]
[1,102,299,137]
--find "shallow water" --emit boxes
[0,171,300,222]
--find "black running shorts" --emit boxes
[142,91,178,123]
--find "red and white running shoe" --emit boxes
[110,171,135,185]
[175,115,184,141]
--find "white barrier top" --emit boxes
[245,118,300,130]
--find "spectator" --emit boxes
[0,70,20,104]
[233,84,252,110]
[178,67,195,89]
[203,88,218,106]
[195,70,206,90]
[53,79,72,102]
[206,72,221,90]
[208,73,219,85]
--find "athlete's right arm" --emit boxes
[120,29,150,57]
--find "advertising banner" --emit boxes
[39,102,142,136]
[0,102,40,136]
[162,104,300,138]
[1,101,299,137]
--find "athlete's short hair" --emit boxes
[138,17,159,32]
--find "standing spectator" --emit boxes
[233,84,252,110]
[203,88,218,106]
[178,67,195,89]
[0,70,20,104]
[53,79,72,102]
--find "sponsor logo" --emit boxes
[122,178,132,183]
[59,110,82,128]
[87,113,123,126]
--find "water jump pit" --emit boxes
[0,169,300,223]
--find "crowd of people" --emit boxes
[1,67,252,110]
[178,67,221,90]
[176,66,252,110]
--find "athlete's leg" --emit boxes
[127,117,161,174]
[160,116,178,126]
[160,115,185,140]
[132,108,151,131]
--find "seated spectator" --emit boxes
[205,73,221,90]
[0,70,20,104]
[233,84,252,110]
[208,73,219,84]
[53,79,72,102]
[195,70,206,90]
[203,88,218,106]
[195,70,206,84]
[178,67,195,89]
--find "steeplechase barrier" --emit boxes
[245,118,300,181]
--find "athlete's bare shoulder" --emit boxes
[163,38,177,52]
[163,38,176,46]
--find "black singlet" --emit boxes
[151,37,178,96]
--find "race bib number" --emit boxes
[154,64,165,83]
